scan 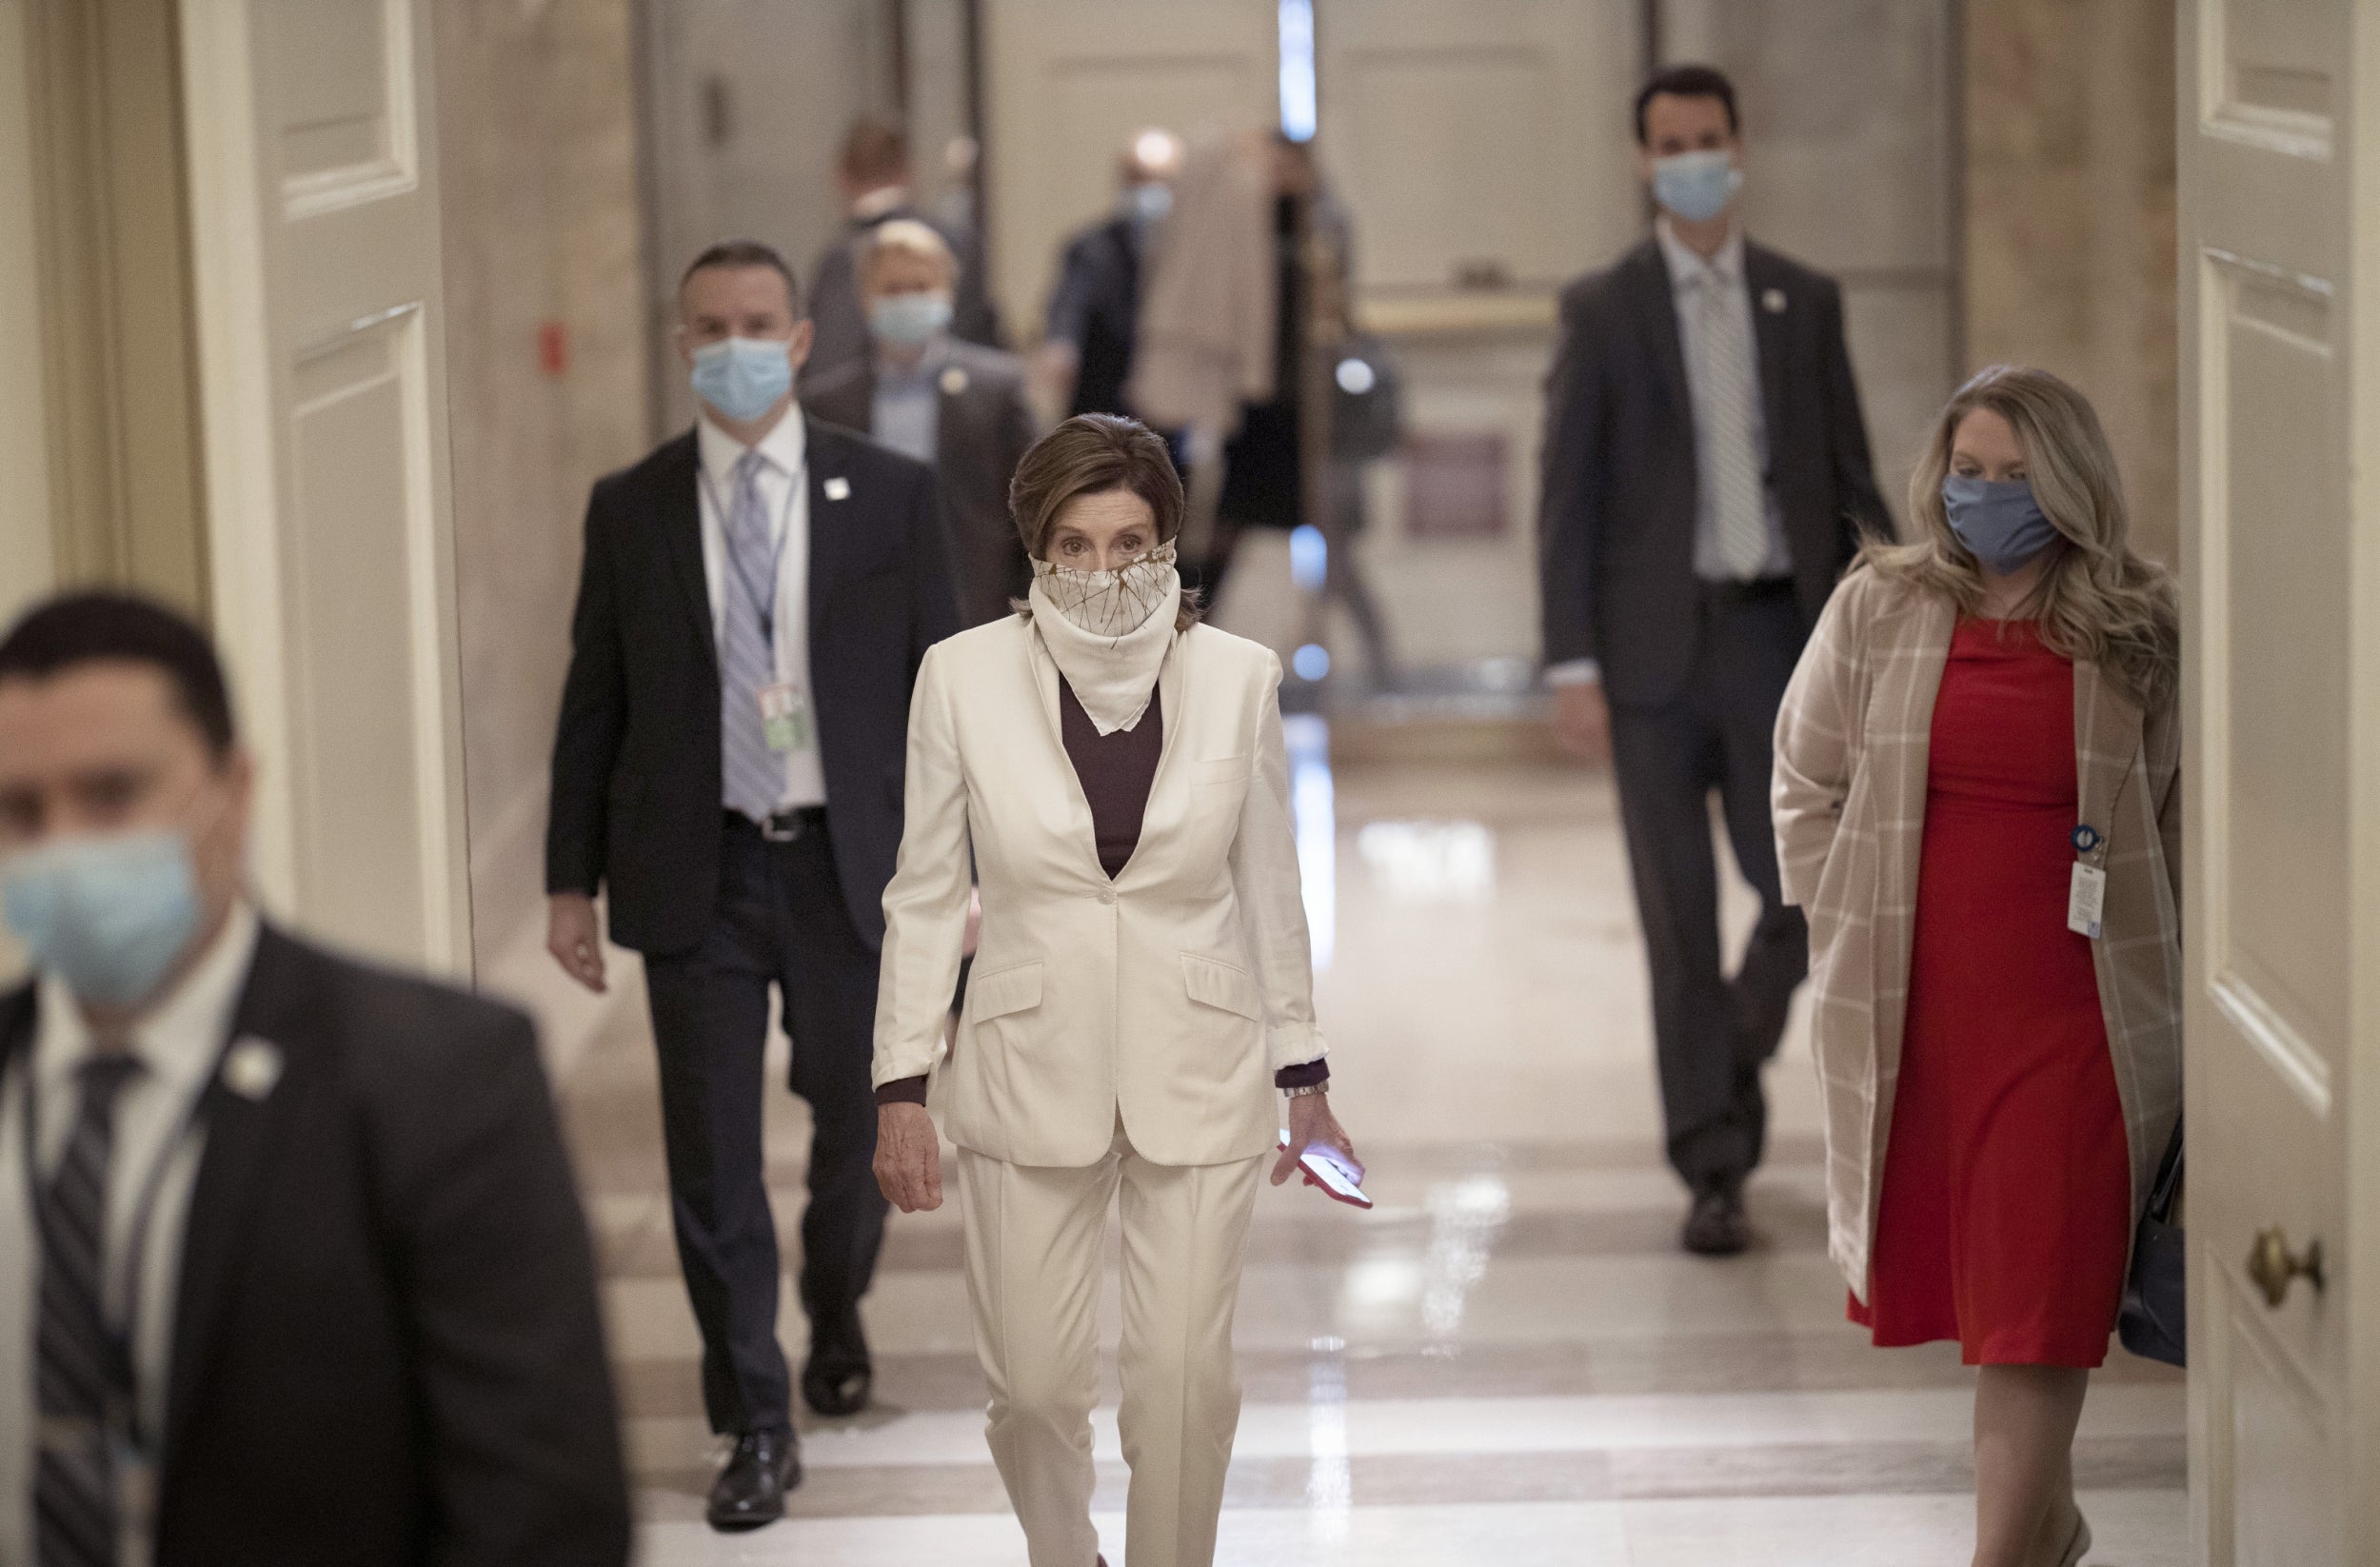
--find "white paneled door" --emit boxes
[177,0,470,977]
[2179,1,2380,1559]
[981,0,1279,341]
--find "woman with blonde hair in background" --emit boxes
[1774,366,2181,1567]
[870,413,1359,1567]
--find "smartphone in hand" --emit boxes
[1279,1137,1373,1209]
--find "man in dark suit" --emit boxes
[547,239,959,1529]
[803,217,1037,627]
[1537,65,1889,1257]
[803,116,1001,388]
[1037,127,1182,421]
[0,591,626,1567]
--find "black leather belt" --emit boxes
[727,805,827,843]
[1697,576,1795,605]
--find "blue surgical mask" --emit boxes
[1652,149,1743,223]
[1941,474,2063,574]
[1,829,203,1007]
[1127,182,1173,225]
[868,292,953,348]
[689,336,793,423]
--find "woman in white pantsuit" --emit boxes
[871,414,1359,1567]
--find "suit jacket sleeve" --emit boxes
[1772,578,1869,909]
[907,461,963,669]
[1231,652,1325,1071]
[1537,286,1606,667]
[1816,279,1892,548]
[546,481,625,896]
[379,1007,630,1566]
[874,645,972,1087]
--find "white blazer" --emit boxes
[872,615,1324,1168]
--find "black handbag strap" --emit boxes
[2145,1117,2184,1222]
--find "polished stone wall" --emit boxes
[434,0,650,1036]
[1967,0,2177,566]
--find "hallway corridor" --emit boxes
[556,754,2188,1565]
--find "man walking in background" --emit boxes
[1036,127,1182,422]
[0,592,627,1566]
[803,218,1037,627]
[547,240,958,1529]
[803,116,1002,387]
[1537,65,1889,1257]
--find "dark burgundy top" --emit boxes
[877,672,1324,1105]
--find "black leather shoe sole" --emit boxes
[803,1358,873,1418]
[1681,1190,1752,1257]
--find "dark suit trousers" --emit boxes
[642,812,887,1436]
[1607,584,1810,1192]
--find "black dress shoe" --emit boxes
[707,1427,801,1532]
[803,1314,874,1418]
[1681,1181,1751,1257]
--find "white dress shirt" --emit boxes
[1544,221,1795,690]
[697,409,828,810]
[0,901,262,1567]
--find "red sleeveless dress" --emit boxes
[1848,617,2132,1367]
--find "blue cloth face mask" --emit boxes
[1941,474,2063,574]
[1651,149,1743,224]
[1,829,203,1007]
[689,336,794,423]
[868,292,954,348]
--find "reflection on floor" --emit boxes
[558,754,2187,1565]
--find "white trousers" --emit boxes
[956,1122,1264,1567]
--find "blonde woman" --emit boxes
[1774,367,2180,1567]
[870,414,1359,1567]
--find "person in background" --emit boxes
[546,240,958,1530]
[804,218,1037,627]
[804,115,1002,387]
[0,592,628,1566]
[1774,367,2181,1567]
[1536,63,1890,1255]
[1036,127,1183,422]
[871,415,1358,1567]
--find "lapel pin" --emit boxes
[939,366,969,396]
[222,1038,284,1101]
[823,476,850,502]
[1762,288,1789,314]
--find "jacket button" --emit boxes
[1099,889,1116,905]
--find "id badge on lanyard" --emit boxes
[2068,823,2107,940]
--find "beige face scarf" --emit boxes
[1027,545,1180,735]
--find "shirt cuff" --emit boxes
[1274,1059,1330,1091]
[1544,659,1600,687]
[875,1076,930,1107]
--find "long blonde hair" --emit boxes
[1864,365,2177,711]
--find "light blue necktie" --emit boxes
[720,450,783,820]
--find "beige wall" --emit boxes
[1966,0,2177,566]
[432,0,649,1028]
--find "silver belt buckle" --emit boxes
[761,810,804,843]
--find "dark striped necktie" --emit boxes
[35,1051,145,1567]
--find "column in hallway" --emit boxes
[1967,0,2176,564]
[433,0,650,1061]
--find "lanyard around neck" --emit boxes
[699,454,803,638]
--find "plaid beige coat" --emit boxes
[1773,567,2183,1300]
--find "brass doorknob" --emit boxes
[2247,1227,2325,1309]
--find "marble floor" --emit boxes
[555,748,2187,1565]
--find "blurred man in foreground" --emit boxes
[804,218,1037,626]
[0,591,627,1565]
